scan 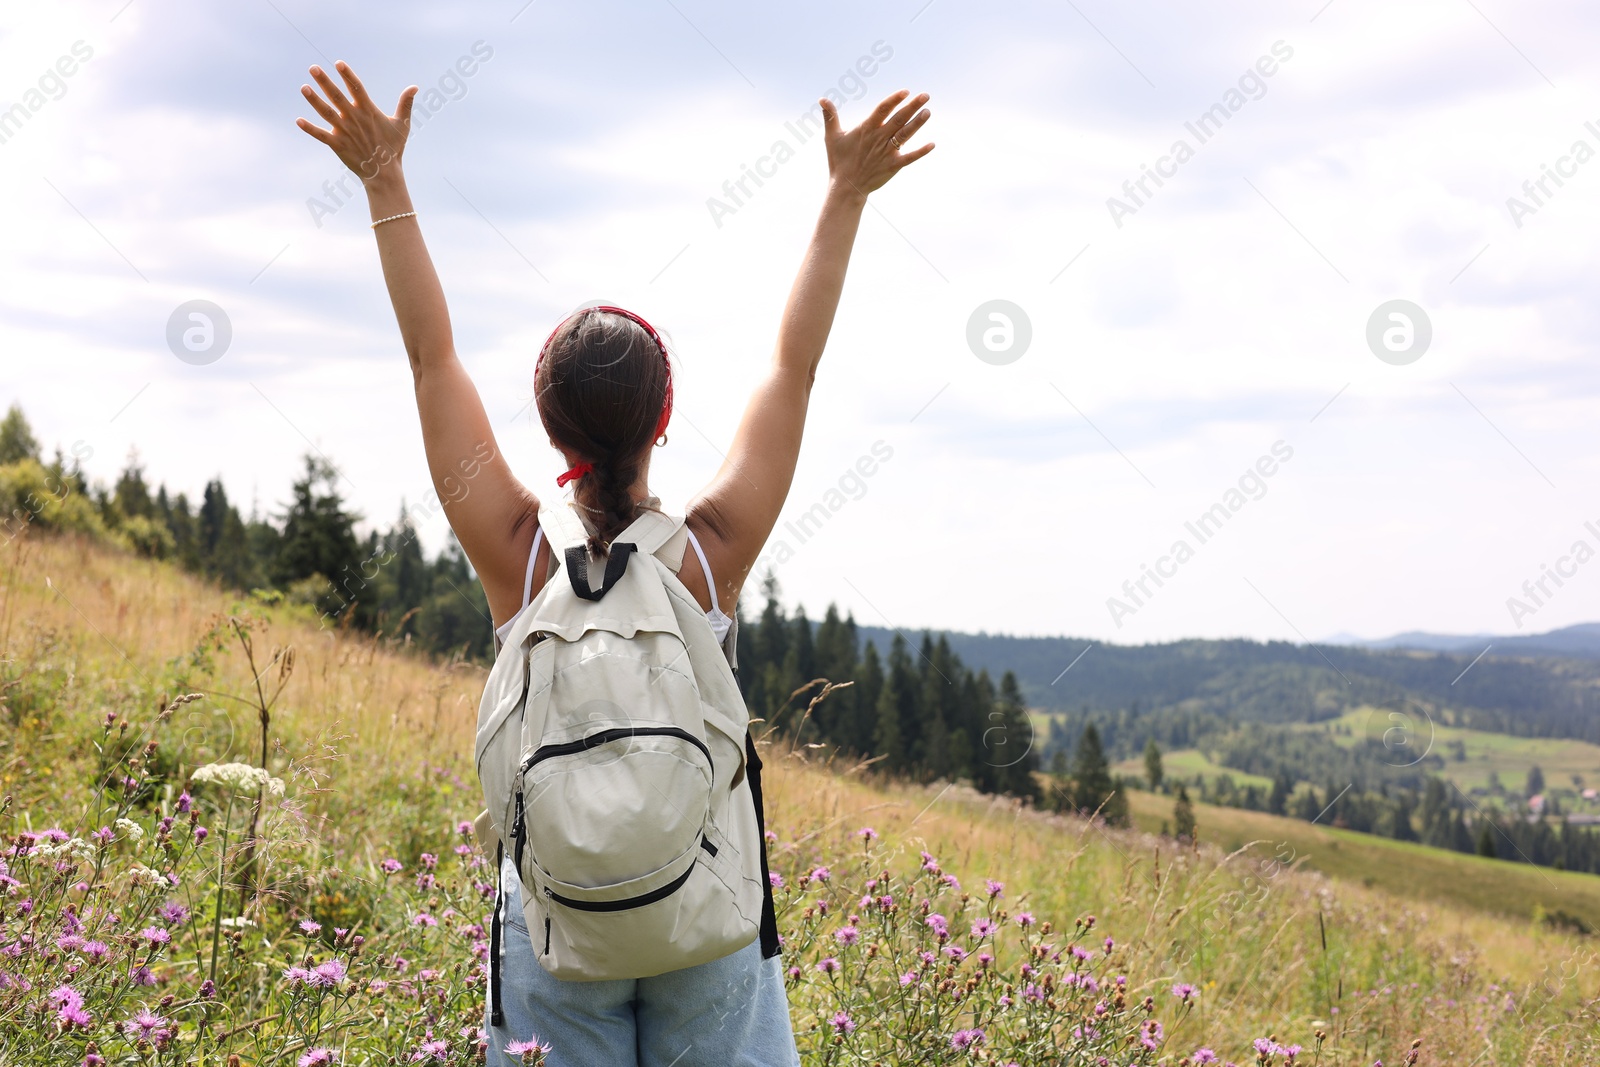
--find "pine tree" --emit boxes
[1526,765,1545,798]
[113,450,155,521]
[1143,738,1164,792]
[1476,822,1497,859]
[0,404,40,465]
[1268,771,1290,816]
[273,455,362,617]
[1071,723,1118,822]
[988,671,1039,800]
[874,636,915,774]
[1173,784,1197,842]
[852,640,884,757]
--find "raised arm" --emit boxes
[296,62,537,627]
[688,90,934,605]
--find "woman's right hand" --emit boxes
[296,60,418,188]
[819,89,935,200]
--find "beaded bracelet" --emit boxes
[371,211,417,229]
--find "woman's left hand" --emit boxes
[296,60,417,188]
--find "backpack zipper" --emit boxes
[543,914,551,956]
[522,726,712,773]
[542,860,698,913]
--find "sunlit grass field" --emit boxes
[4,533,1599,1064]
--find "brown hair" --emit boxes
[535,308,670,557]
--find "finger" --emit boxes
[886,92,931,133]
[819,97,842,138]
[296,117,336,147]
[396,85,418,131]
[310,64,355,115]
[890,108,931,147]
[336,60,376,110]
[893,142,935,168]
[865,89,911,128]
[301,84,339,126]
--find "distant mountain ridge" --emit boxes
[1324,622,1600,660]
[841,621,1600,743]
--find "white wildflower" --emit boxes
[36,837,94,861]
[114,818,145,843]
[126,864,167,888]
[218,916,257,929]
[190,762,285,797]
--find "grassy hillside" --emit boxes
[1125,789,1600,931]
[1305,708,1600,807]
[4,533,1599,1065]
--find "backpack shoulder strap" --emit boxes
[615,508,684,558]
[538,499,592,554]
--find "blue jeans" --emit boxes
[485,859,799,1067]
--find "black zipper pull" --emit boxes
[542,888,554,955]
[511,793,526,869]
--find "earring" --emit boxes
[656,434,668,447]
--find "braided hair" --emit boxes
[534,307,671,557]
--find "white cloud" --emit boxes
[1,0,1595,644]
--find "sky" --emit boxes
[1,0,1596,647]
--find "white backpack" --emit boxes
[474,500,765,986]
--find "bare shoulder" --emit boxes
[683,499,749,618]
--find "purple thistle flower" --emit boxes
[1172,982,1197,1001]
[971,918,998,939]
[940,873,961,891]
[410,1038,450,1062]
[899,970,917,986]
[311,959,347,987]
[768,871,784,888]
[51,984,92,1029]
[193,826,208,843]
[944,945,967,961]
[816,957,841,975]
[1015,911,1035,928]
[420,852,438,870]
[504,1038,552,1060]
[834,925,860,947]
[200,979,216,999]
[176,792,192,814]
[457,820,475,838]
[381,858,402,874]
[926,913,949,939]
[985,879,1004,898]
[920,850,939,872]
[810,866,831,883]
[57,934,87,952]
[126,1009,173,1046]
[83,941,109,961]
[1193,1050,1218,1064]
[299,920,322,936]
[857,827,878,841]
[298,1050,338,1067]
[413,912,438,927]
[139,927,171,947]
[830,1011,855,1034]
[951,1028,986,1052]
[159,903,190,926]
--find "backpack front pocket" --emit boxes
[519,725,713,888]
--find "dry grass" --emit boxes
[6,531,1599,1064]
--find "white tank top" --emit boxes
[492,522,735,657]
